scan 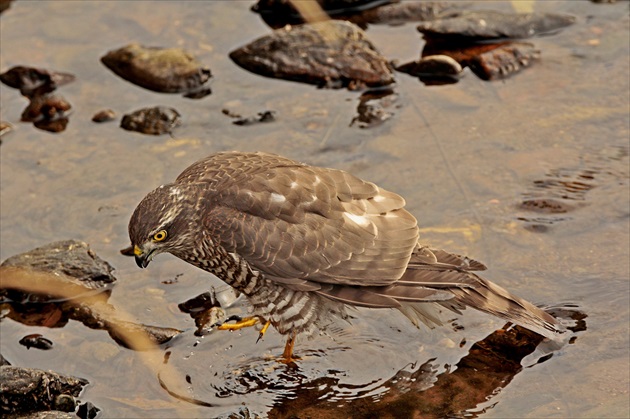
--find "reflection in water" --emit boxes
[156,306,585,418]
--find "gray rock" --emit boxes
[230,20,394,89]
[101,43,212,97]
[0,366,87,415]
[416,10,576,40]
[1,240,116,303]
[120,106,181,136]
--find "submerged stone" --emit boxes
[468,42,540,80]
[358,1,464,25]
[416,10,576,40]
[19,334,54,350]
[230,20,394,89]
[253,0,393,17]
[396,54,462,79]
[0,240,116,303]
[350,88,398,128]
[0,366,88,415]
[101,43,212,97]
[0,66,75,97]
[91,109,116,123]
[120,106,181,135]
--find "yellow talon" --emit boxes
[217,316,259,331]
[257,320,271,343]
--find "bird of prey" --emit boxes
[128,151,564,362]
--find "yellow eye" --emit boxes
[153,230,167,242]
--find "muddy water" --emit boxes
[1,1,628,418]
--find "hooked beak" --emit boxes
[134,245,151,269]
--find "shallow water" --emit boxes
[1,1,628,418]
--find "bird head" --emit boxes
[128,183,198,268]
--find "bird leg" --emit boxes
[279,331,300,364]
[256,320,271,343]
[216,315,259,331]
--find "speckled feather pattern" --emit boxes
[129,151,564,339]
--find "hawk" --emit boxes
[128,151,564,362]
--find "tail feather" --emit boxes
[392,246,566,340]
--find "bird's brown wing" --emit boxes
[182,152,418,289]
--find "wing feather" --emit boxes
[191,151,418,286]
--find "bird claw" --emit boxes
[256,320,271,344]
[216,315,259,331]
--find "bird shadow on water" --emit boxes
[158,305,586,418]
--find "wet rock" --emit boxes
[107,320,182,348]
[252,0,393,26]
[350,88,398,128]
[0,366,88,415]
[101,43,212,98]
[14,410,78,419]
[0,66,75,97]
[20,94,72,133]
[230,20,394,90]
[120,106,181,135]
[53,394,76,412]
[0,240,116,304]
[19,334,54,350]
[468,42,540,80]
[179,290,229,336]
[223,109,277,126]
[91,109,116,123]
[395,54,462,83]
[0,353,11,366]
[253,0,393,17]
[356,1,464,26]
[1,272,182,349]
[0,66,75,133]
[76,401,100,419]
[20,95,70,121]
[416,10,576,40]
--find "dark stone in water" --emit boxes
[253,0,393,17]
[120,106,181,135]
[20,94,71,122]
[252,0,393,26]
[230,20,394,90]
[0,240,117,303]
[416,10,576,40]
[468,42,540,80]
[396,54,462,79]
[19,94,72,133]
[91,109,116,123]
[421,41,539,81]
[356,1,464,26]
[350,88,398,128]
[0,66,75,97]
[77,401,100,419]
[101,43,212,98]
[223,109,277,126]
[19,334,53,350]
[0,366,88,415]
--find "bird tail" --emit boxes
[393,247,566,340]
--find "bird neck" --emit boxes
[182,231,262,296]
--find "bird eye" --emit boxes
[153,230,167,242]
